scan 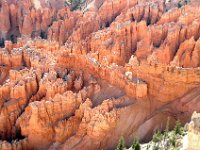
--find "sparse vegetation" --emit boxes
[116,137,126,150]
[65,0,85,10]
[0,38,5,48]
[149,119,185,150]
[178,0,191,8]
[146,144,150,150]
[10,35,15,43]
[116,119,186,150]
[131,138,141,150]
[152,131,162,143]
[174,120,184,136]
[170,131,177,147]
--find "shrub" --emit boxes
[152,131,162,143]
[178,1,183,8]
[131,138,141,150]
[65,0,84,10]
[174,120,184,135]
[185,0,191,4]
[146,144,150,150]
[116,137,126,150]
[152,145,159,150]
[178,0,191,8]
[170,132,176,147]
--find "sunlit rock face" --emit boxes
[187,112,200,150]
[0,0,199,150]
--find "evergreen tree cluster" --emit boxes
[115,119,186,150]
[64,0,85,10]
[116,137,141,150]
[149,120,185,150]
[178,0,191,8]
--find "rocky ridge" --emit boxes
[0,0,199,150]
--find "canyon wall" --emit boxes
[0,0,199,150]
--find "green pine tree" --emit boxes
[131,138,141,150]
[116,137,126,150]
[152,130,162,143]
[174,120,183,135]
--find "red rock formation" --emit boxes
[21,15,33,36]
[0,0,199,150]
[0,2,11,34]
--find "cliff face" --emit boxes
[0,0,199,150]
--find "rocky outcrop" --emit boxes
[1,0,200,68]
[0,0,56,42]
[0,68,38,141]
[16,90,85,149]
[188,112,200,150]
[172,37,200,68]
[0,139,29,150]
[0,0,199,150]
[0,2,11,35]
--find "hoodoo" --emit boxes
[0,0,199,150]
